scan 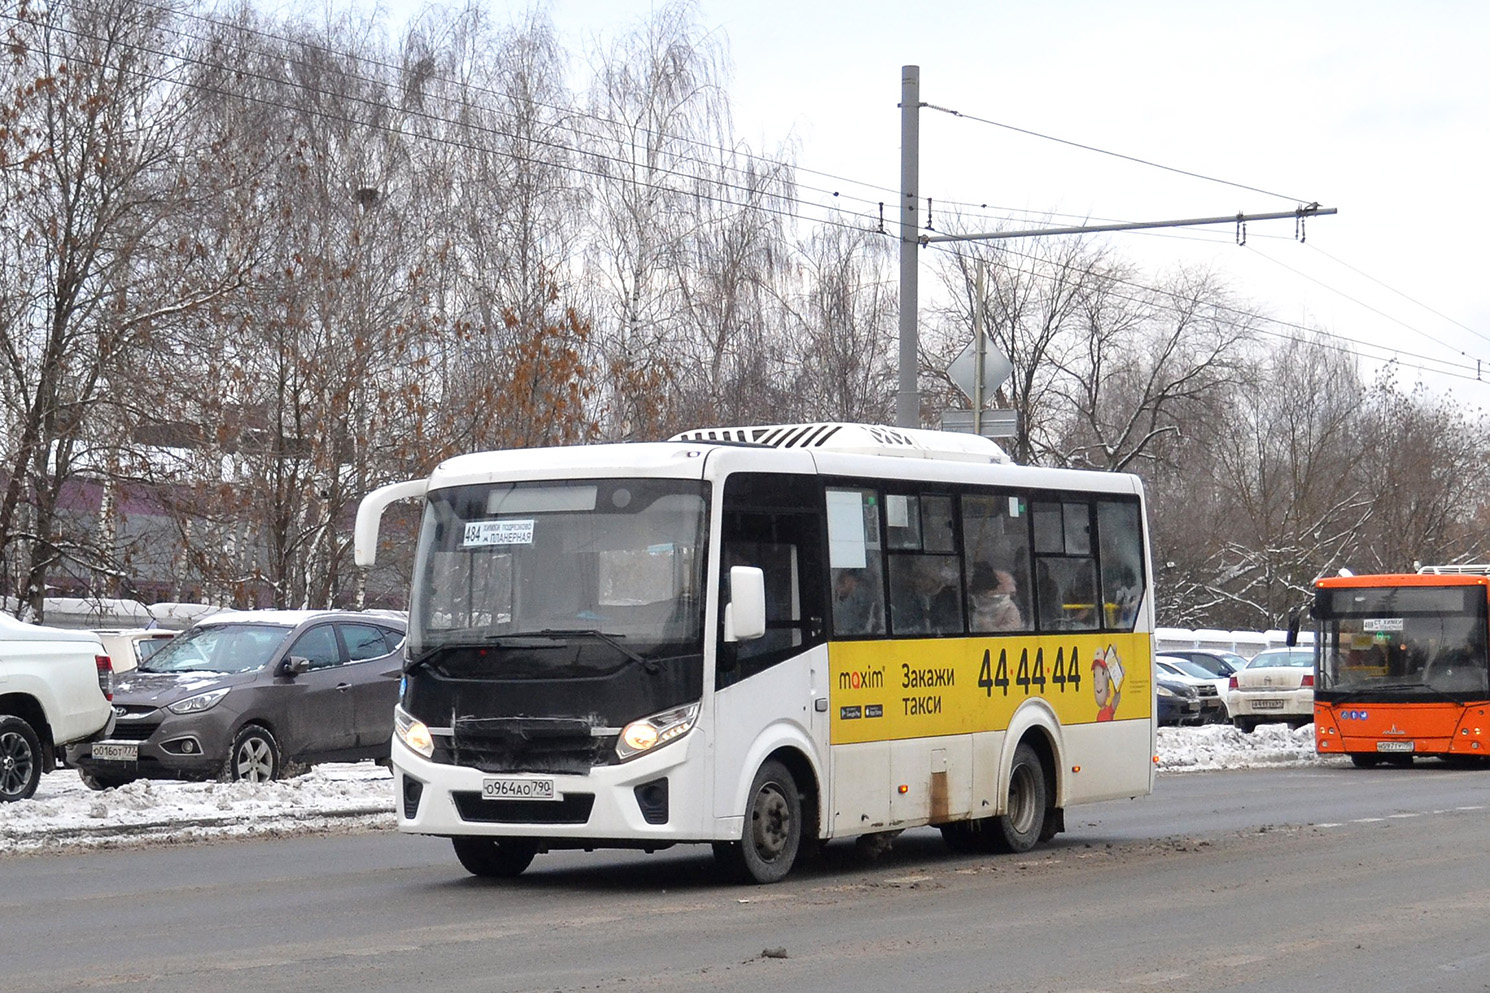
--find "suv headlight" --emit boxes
[394,705,434,758]
[617,703,699,761]
[1157,685,1178,699]
[167,687,230,715]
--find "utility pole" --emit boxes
[896,65,920,430]
[972,260,986,435]
[896,67,1336,433]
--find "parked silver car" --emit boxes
[68,610,405,788]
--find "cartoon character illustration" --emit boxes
[1092,646,1124,721]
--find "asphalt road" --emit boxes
[5,764,1490,993]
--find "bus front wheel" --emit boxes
[451,836,537,878]
[715,759,801,884]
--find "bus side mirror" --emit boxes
[354,478,429,567]
[724,566,766,642]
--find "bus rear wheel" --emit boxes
[715,759,801,884]
[1349,754,1381,768]
[990,743,1048,854]
[451,836,537,878]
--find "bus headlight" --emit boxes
[617,703,699,761]
[394,705,434,758]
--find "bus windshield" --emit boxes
[1316,585,1490,700]
[408,478,709,672]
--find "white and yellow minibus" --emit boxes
[355,423,1155,883]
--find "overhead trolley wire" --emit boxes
[1242,244,1486,365]
[1303,244,1490,350]
[11,5,1480,382]
[923,102,1316,206]
[917,237,1487,384]
[920,200,1482,373]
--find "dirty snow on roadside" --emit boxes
[1,762,395,853]
[0,724,1326,854]
[1157,721,1331,773]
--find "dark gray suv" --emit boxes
[68,610,405,788]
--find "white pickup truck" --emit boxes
[0,613,115,801]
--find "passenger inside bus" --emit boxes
[832,566,885,636]
[889,556,963,635]
[968,564,1024,632]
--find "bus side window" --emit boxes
[961,492,1033,633]
[1096,499,1145,631]
[1032,500,1099,632]
[885,491,962,637]
[827,487,886,638]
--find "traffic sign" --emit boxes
[946,338,1012,405]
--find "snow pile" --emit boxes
[1,724,1328,854]
[1157,722,1329,773]
[1,763,394,853]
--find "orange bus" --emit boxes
[1310,569,1490,767]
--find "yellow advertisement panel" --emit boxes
[828,633,1152,745]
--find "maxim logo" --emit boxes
[839,666,884,691]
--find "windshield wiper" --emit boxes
[525,628,660,673]
[1325,682,1462,704]
[403,643,484,675]
[139,664,228,675]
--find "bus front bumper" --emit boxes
[389,733,715,843]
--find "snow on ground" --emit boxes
[0,724,1328,855]
[1,763,396,854]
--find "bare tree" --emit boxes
[0,0,249,618]
[1347,371,1490,572]
[408,6,597,457]
[783,224,897,423]
[1049,266,1258,472]
[1155,337,1366,627]
[928,234,1121,464]
[581,1,734,438]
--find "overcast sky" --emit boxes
[356,0,1489,394]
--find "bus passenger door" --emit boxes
[711,473,829,828]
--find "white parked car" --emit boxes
[1227,647,1315,731]
[1155,655,1228,721]
[92,628,177,673]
